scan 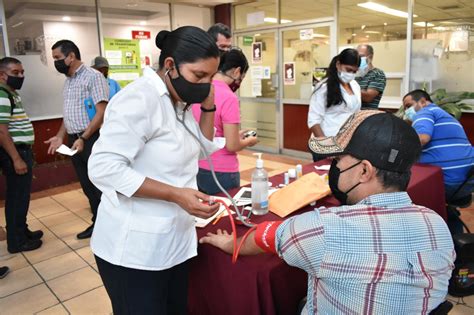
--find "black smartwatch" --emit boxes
[200,105,216,112]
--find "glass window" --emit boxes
[339,0,409,104]
[410,1,474,94]
[281,0,333,23]
[234,0,277,30]
[0,22,5,58]
[4,0,99,120]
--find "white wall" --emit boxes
[172,4,213,30]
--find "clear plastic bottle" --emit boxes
[251,153,269,215]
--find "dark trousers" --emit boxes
[95,255,189,315]
[197,168,240,195]
[68,132,101,223]
[0,145,33,249]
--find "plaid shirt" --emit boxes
[63,64,108,134]
[275,192,455,314]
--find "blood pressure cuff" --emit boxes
[254,221,283,254]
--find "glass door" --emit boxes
[279,23,335,154]
[236,31,279,153]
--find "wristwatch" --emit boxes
[200,105,216,112]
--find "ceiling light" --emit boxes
[312,33,329,38]
[365,30,381,34]
[366,35,370,38]
[254,33,261,37]
[126,0,138,7]
[352,33,357,36]
[11,21,24,28]
[62,16,71,21]
[264,17,292,24]
[383,22,388,26]
[433,26,447,31]
[357,2,418,19]
[414,22,434,27]
[361,24,366,30]
[139,21,146,26]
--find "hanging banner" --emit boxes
[252,42,262,64]
[284,62,296,85]
[104,38,142,88]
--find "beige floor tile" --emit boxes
[48,219,89,239]
[62,233,91,250]
[52,190,86,207]
[0,252,29,271]
[91,263,98,272]
[0,241,11,257]
[29,197,58,210]
[0,265,43,297]
[60,196,91,212]
[23,238,72,264]
[240,179,250,186]
[34,251,88,281]
[63,286,112,315]
[30,200,68,219]
[0,284,59,315]
[48,266,103,302]
[36,303,69,315]
[71,207,94,220]
[39,211,81,227]
[75,246,95,264]
[450,303,474,315]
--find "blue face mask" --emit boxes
[359,57,368,70]
[404,106,417,121]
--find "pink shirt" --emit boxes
[192,79,240,172]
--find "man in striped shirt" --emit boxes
[201,110,454,314]
[0,57,43,253]
[403,89,474,200]
[356,45,386,109]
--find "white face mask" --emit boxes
[338,71,356,83]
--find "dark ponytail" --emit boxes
[323,48,360,108]
[219,49,249,74]
[156,26,219,68]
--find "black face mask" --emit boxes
[7,75,24,90]
[328,159,362,205]
[167,67,210,104]
[54,58,71,75]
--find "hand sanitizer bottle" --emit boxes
[251,153,269,215]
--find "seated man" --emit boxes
[403,89,474,200]
[201,110,455,314]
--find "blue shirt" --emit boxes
[275,192,454,314]
[412,103,474,186]
[108,78,121,100]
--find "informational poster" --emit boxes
[252,80,262,97]
[252,42,262,64]
[284,62,296,85]
[263,67,271,79]
[104,38,142,88]
[299,29,314,40]
[251,66,263,79]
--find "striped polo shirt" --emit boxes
[412,103,474,186]
[0,84,34,145]
[355,68,386,109]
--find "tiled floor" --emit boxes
[0,150,473,314]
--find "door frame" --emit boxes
[233,17,336,156]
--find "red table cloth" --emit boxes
[188,161,446,315]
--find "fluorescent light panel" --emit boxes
[357,2,417,19]
[414,22,434,27]
[264,17,292,24]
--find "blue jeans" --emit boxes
[197,169,240,195]
[0,145,33,250]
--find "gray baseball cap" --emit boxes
[91,56,109,68]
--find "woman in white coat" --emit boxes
[88,26,221,314]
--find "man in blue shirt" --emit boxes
[403,89,474,199]
[91,56,121,100]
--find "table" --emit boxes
[188,161,446,315]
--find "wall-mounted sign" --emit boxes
[132,30,151,40]
[243,36,253,46]
[104,38,142,88]
[299,29,313,40]
[284,62,295,85]
[252,42,262,64]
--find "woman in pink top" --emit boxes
[192,49,257,194]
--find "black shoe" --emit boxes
[26,229,44,241]
[76,225,94,240]
[8,239,43,254]
[0,266,10,279]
